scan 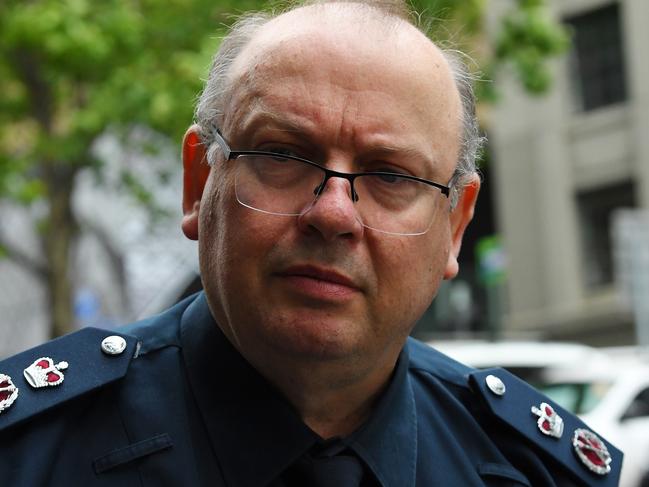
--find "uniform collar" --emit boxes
[180,292,417,487]
[349,343,417,487]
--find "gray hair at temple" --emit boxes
[194,0,485,208]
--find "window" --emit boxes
[577,181,636,288]
[565,3,627,111]
[622,387,649,420]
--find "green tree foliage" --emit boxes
[0,0,568,338]
[0,0,260,337]
[492,0,570,94]
[414,0,569,99]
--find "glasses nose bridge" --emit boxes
[316,169,359,203]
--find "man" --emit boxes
[0,1,621,486]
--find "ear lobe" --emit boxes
[443,174,481,280]
[181,124,211,241]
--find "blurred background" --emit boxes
[1,0,648,484]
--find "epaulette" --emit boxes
[0,327,138,432]
[470,368,623,487]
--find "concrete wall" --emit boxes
[487,0,648,345]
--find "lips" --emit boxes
[280,265,358,287]
[275,264,361,300]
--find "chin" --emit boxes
[260,316,368,361]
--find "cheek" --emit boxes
[198,174,282,289]
[372,228,450,322]
[198,173,243,289]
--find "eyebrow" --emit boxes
[365,145,431,162]
[233,109,440,178]
[235,109,312,140]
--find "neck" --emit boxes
[256,351,399,439]
[208,299,405,439]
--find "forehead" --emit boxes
[224,5,461,166]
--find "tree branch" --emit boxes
[78,216,130,310]
[9,48,53,132]
[0,234,48,279]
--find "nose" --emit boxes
[297,177,364,242]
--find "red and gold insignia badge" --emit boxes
[23,357,69,389]
[531,402,564,439]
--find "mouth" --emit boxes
[275,265,361,301]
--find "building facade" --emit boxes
[488,0,649,345]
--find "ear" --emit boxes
[181,124,211,241]
[443,174,480,280]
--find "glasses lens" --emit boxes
[234,154,442,235]
[234,154,324,215]
[354,174,438,235]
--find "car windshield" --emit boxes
[494,366,613,415]
[534,381,613,415]
[427,342,621,416]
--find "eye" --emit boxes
[377,173,402,184]
[374,173,415,189]
[365,164,412,183]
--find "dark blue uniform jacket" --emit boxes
[0,293,622,486]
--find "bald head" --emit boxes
[228,2,454,82]
[233,1,418,57]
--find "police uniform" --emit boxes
[0,292,622,486]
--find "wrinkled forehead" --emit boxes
[227,4,459,104]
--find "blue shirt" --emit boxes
[0,292,622,486]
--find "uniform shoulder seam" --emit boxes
[406,337,473,388]
[120,293,199,355]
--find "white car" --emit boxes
[429,340,649,487]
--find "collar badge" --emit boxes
[0,374,19,413]
[572,428,612,475]
[23,357,69,389]
[531,402,564,438]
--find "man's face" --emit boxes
[189,10,473,375]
